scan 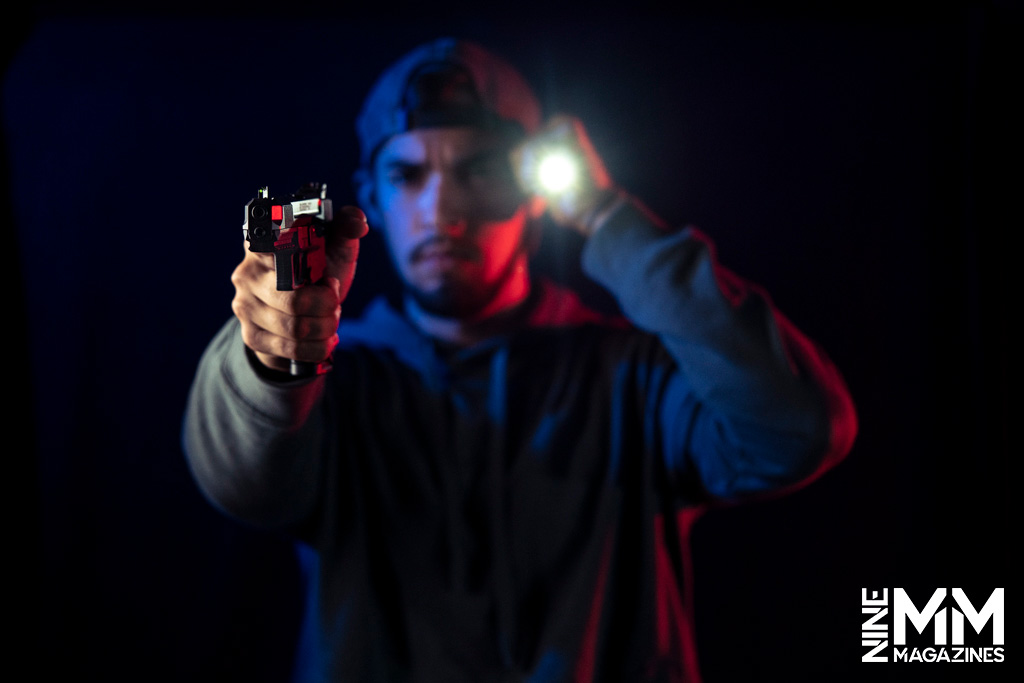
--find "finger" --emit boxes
[325,238,361,302]
[523,115,612,189]
[566,118,612,190]
[233,257,342,318]
[232,289,341,343]
[330,206,371,240]
[322,206,367,293]
[240,241,278,271]
[239,318,340,365]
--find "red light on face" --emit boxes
[272,205,283,221]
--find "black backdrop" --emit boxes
[5,3,1015,682]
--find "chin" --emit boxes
[406,280,497,320]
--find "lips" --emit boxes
[412,237,481,264]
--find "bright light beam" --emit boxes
[537,152,578,194]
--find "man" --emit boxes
[184,38,857,682]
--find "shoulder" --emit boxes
[525,279,628,330]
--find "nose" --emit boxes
[418,171,467,237]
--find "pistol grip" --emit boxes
[274,250,297,291]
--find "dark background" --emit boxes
[6,2,1015,681]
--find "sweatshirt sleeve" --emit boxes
[182,317,331,529]
[581,197,857,501]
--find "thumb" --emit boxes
[330,205,371,241]
[324,205,369,300]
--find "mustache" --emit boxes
[411,236,482,263]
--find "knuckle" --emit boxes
[238,322,260,350]
[278,290,305,317]
[308,338,335,363]
[230,295,246,319]
[278,337,300,360]
[291,287,327,317]
[231,257,254,284]
[281,314,306,340]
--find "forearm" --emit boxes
[582,197,857,494]
[182,317,329,528]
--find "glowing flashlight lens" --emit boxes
[537,153,577,193]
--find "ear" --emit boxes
[352,167,383,227]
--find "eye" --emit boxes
[384,163,426,188]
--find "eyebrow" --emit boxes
[381,143,507,166]
[380,158,424,171]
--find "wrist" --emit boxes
[579,187,629,236]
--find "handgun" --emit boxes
[244,182,333,377]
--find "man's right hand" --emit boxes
[230,206,370,374]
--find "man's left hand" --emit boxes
[512,115,620,234]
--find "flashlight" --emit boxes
[536,150,580,194]
[514,116,614,230]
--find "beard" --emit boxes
[403,270,506,319]
[391,218,539,321]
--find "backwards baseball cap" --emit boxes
[355,38,542,170]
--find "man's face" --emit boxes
[372,126,533,320]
